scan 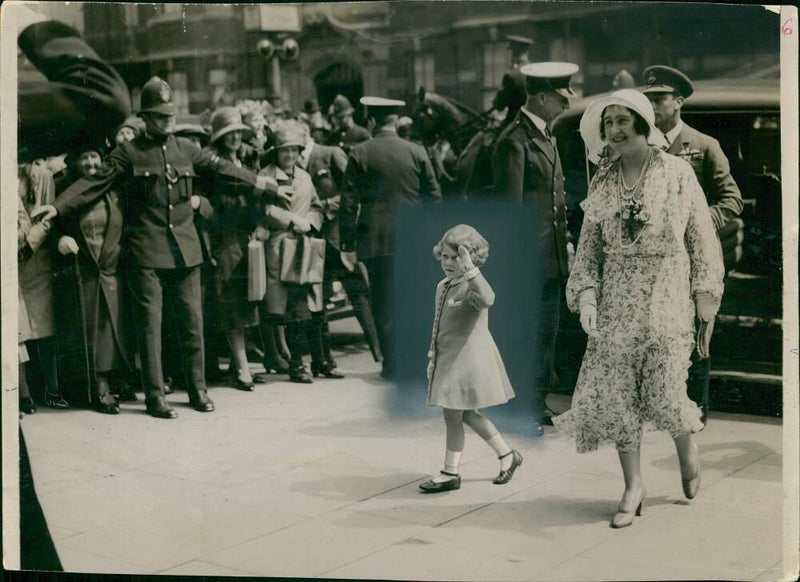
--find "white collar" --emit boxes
[273,166,293,181]
[520,107,549,136]
[301,140,314,160]
[664,120,684,146]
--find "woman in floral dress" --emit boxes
[553,90,724,528]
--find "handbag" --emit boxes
[247,238,267,301]
[278,235,325,285]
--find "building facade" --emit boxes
[26,3,780,119]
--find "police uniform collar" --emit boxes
[520,107,548,135]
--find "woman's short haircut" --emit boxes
[599,106,651,140]
[432,224,490,268]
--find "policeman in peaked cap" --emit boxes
[642,64,742,430]
[493,35,535,127]
[490,61,579,434]
[35,75,286,420]
[325,94,370,153]
[339,95,441,379]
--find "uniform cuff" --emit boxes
[464,267,480,280]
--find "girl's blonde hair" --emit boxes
[432,224,489,267]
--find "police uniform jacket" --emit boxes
[54,133,273,270]
[340,128,442,259]
[325,124,371,154]
[491,109,569,280]
[667,123,743,231]
[300,142,348,249]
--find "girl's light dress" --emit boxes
[427,274,515,410]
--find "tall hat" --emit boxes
[209,106,253,143]
[641,65,694,98]
[138,76,176,115]
[330,94,355,117]
[520,62,580,98]
[360,96,405,119]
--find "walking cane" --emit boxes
[74,253,93,404]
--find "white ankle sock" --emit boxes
[432,450,462,483]
[444,449,462,475]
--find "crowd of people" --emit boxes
[16,13,743,533]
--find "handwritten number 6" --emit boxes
[781,18,793,36]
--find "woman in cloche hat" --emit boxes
[205,106,262,392]
[257,121,329,384]
[552,89,724,528]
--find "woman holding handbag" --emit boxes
[207,107,262,391]
[258,121,330,383]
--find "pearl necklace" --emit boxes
[617,149,653,248]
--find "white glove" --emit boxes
[578,288,599,338]
[57,235,80,255]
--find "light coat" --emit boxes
[259,164,325,315]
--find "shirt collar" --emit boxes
[520,107,549,136]
[665,120,684,146]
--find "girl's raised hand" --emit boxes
[456,245,475,273]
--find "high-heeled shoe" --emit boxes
[234,377,255,392]
[610,487,646,529]
[682,443,701,499]
[311,361,345,379]
[44,393,70,410]
[493,450,523,484]
[288,365,313,384]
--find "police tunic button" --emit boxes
[167,184,172,190]
[169,223,173,228]
[184,171,190,176]
[162,145,167,151]
[169,204,173,209]
[144,171,150,177]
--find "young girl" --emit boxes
[420,225,523,493]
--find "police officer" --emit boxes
[642,65,744,429]
[491,62,579,434]
[339,96,442,379]
[34,77,284,419]
[492,35,534,128]
[326,95,371,154]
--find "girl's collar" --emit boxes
[446,273,466,285]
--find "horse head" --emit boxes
[412,87,477,150]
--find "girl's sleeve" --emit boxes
[682,166,725,299]
[465,272,496,309]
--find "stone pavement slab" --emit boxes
[17,323,786,579]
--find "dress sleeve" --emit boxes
[565,217,604,313]
[683,166,725,299]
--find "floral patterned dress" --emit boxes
[553,148,724,453]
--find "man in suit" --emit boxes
[297,121,383,372]
[643,65,744,429]
[340,96,442,378]
[35,77,285,419]
[326,95,372,154]
[493,35,534,129]
[491,62,579,434]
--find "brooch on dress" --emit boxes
[616,150,653,246]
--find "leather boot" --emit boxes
[189,390,215,412]
[145,395,177,419]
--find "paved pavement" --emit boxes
[20,320,789,580]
